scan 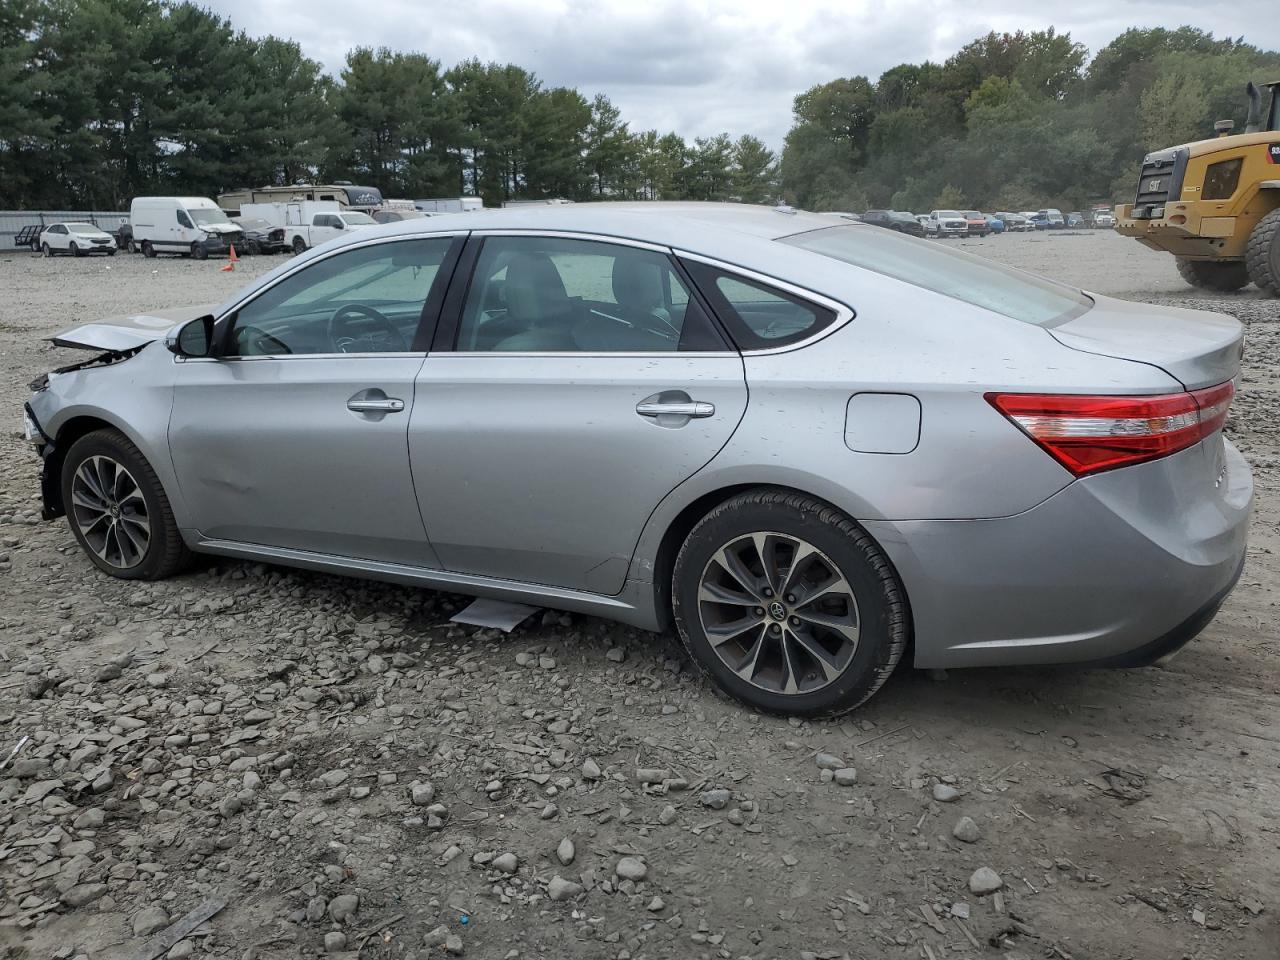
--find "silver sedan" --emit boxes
[24,203,1252,715]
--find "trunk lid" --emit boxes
[50,303,216,352]
[1048,293,1242,390]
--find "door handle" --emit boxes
[635,401,715,418]
[347,397,405,413]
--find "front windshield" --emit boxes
[937,210,961,218]
[65,222,99,232]
[342,213,376,225]
[964,211,981,218]
[190,207,231,226]
[780,225,1091,327]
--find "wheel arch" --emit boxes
[43,410,178,519]
[641,481,914,647]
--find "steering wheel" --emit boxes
[327,304,407,353]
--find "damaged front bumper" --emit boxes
[22,401,61,521]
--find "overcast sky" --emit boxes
[204,0,1280,149]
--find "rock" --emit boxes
[167,941,193,960]
[969,867,1003,895]
[492,852,518,874]
[328,893,359,922]
[606,646,627,662]
[324,932,347,953]
[62,883,107,907]
[700,788,731,809]
[445,933,464,955]
[366,654,387,674]
[424,925,449,946]
[953,816,981,843]
[615,856,648,881]
[647,896,666,912]
[132,905,169,938]
[319,769,348,788]
[73,808,105,830]
[933,783,960,802]
[834,768,858,786]
[557,837,576,865]
[658,804,677,825]
[548,876,584,901]
[410,781,435,806]
[96,664,122,682]
[815,753,844,770]
[581,758,601,780]
[540,802,559,820]
[636,768,670,784]
[243,708,273,725]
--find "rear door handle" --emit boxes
[635,401,715,418]
[347,397,405,413]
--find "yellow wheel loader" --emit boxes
[1115,81,1280,294]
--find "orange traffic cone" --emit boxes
[220,244,238,272]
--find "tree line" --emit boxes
[0,0,778,209]
[2,4,1277,214]
[781,27,1280,214]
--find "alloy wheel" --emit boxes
[70,455,151,569]
[697,531,860,695]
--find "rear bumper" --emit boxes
[867,437,1252,669]
[1114,202,1244,258]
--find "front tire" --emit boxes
[61,429,191,581]
[672,490,908,716]
[142,241,155,258]
[1176,258,1250,292]
[70,242,81,257]
[1245,208,1280,296]
[42,243,52,257]
[191,242,208,260]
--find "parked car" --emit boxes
[39,222,117,257]
[1091,209,1116,229]
[928,210,969,237]
[373,209,431,225]
[859,209,925,237]
[962,211,989,237]
[130,197,243,259]
[25,204,1250,716]
[915,214,932,234]
[985,214,1005,234]
[996,212,1030,232]
[1040,208,1066,229]
[1021,211,1050,230]
[1066,211,1084,228]
[230,216,288,255]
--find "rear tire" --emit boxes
[672,489,909,716]
[1176,258,1250,292]
[1245,208,1280,296]
[292,236,307,255]
[61,429,191,581]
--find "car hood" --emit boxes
[71,231,112,239]
[199,223,241,236]
[50,303,216,352]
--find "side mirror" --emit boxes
[168,315,215,357]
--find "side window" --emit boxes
[225,237,454,356]
[453,236,725,353]
[176,210,193,229]
[312,214,328,227]
[683,261,838,350]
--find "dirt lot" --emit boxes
[1,231,1278,960]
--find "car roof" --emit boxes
[355,202,843,246]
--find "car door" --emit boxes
[311,214,340,245]
[408,233,748,595]
[168,234,461,566]
[46,225,65,251]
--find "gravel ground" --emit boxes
[1,232,1278,960]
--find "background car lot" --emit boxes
[0,230,1277,957]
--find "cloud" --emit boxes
[203,0,1280,149]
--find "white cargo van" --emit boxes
[129,196,243,259]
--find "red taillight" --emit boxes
[986,381,1234,476]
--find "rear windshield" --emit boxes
[780,225,1091,327]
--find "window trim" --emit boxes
[675,250,854,355]
[431,231,735,357]
[198,231,466,361]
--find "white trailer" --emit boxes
[413,197,483,214]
